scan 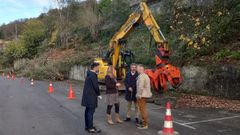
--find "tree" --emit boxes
[99,0,130,32]
[54,0,78,48]
[22,19,46,58]
[0,30,4,39]
[79,0,102,41]
[109,0,130,25]
[98,0,112,17]
[0,19,27,40]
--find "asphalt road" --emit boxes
[0,77,240,135]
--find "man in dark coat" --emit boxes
[124,63,139,123]
[81,62,102,133]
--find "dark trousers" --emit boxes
[85,107,96,129]
[107,103,120,114]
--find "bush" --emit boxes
[13,59,29,71]
[215,49,240,60]
[215,49,232,60]
[21,60,72,80]
[3,39,26,66]
[230,52,240,60]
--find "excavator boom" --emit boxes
[108,12,141,75]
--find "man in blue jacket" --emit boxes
[124,63,139,123]
[81,62,102,133]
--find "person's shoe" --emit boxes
[137,125,148,130]
[88,128,101,133]
[107,114,114,125]
[136,120,142,126]
[136,123,142,127]
[85,126,96,131]
[135,118,139,123]
[115,113,123,123]
[124,117,131,122]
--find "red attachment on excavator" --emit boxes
[145,64,182,91]
[145,44,182,91]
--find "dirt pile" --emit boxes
[46,49,76,61]
[176,94,240,112]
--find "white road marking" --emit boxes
[173,121,196,130]
[171,115,240,130]
[217,129,232,133]
[183,115,240,125]
[150,107,165,110]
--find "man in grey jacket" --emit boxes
[136,64,152,130]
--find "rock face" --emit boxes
[69,65,88,81]
[180,65,240,100]
[180,66,208,92]
[206,66,240,100]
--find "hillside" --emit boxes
[0,0,239,80]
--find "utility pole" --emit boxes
[15,23,18,48]
[15,23,18,40]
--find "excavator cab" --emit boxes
[121,50,134,69]
[105,49,134,80]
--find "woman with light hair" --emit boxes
[105,66,123,124]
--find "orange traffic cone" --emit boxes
[30,78,34,86]
[48,82,54,93]
[67,83,75,99]
[158,102,179,135]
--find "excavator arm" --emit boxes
[104,2,182,91]
[105,12,141,79]
[139,2,182,91]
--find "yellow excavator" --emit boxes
[95,1,182,91]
